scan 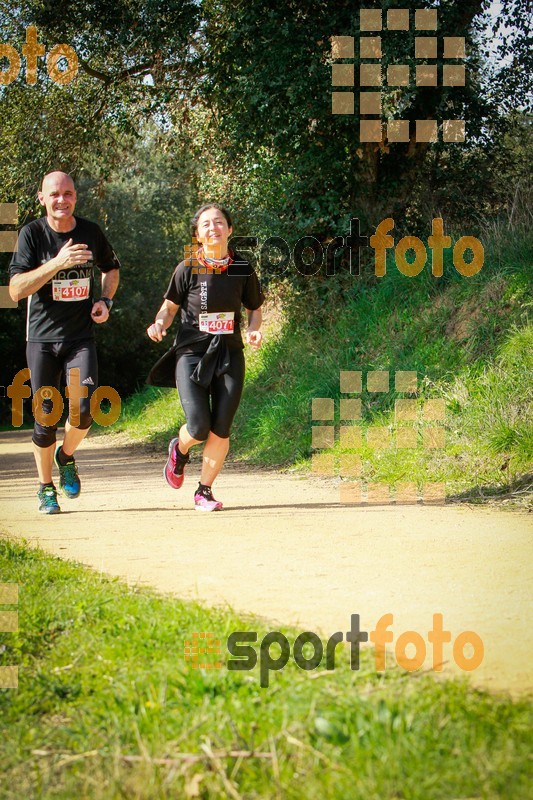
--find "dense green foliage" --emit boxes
[1,537,531,799]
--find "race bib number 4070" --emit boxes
[52,278,90,301]
[199,311,235,334]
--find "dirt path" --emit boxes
[1,429,531,695]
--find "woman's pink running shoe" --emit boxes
[194,486,223,511]
[164,438,189,489]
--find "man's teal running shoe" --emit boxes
[37,485,61,514]
[54,446,81,498]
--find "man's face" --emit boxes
[38,173,77,222]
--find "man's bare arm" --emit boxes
[9,238,92,302]
[90,268,121,324]
[100,268,120,300]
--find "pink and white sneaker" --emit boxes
[164,438,189,489]
[194,486,223,512]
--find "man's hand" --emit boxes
[147,321,167,342]
[55,238,93,270]
[9,238,94,303]
[91,301,109,323]
[246,330,263,351]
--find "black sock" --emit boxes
[196,483,213,498]
[40,482,55,491]
[56,447,73,466]
[173,443,189,475]
[174,442,189,461]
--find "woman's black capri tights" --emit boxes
[175,349,245,441]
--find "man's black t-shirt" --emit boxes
[164,253,264,353]
[9,216,120,342]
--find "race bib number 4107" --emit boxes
[52,278,90,301]
[199,311,235,334]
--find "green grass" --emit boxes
[1,537,531,799]
[111,228,532,501]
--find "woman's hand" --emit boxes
[147,321,167,342]
[246,330,263,351]
[147,300,178,342]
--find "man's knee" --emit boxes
[75,409,93,430]
[32,422,57,448]
[69,396,93,430]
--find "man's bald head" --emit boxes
[38,171,77,232]
[41,171,75,192]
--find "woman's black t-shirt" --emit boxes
[163,252,264,353]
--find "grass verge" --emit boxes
[1,537,531,799]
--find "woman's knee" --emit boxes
[187,421,211,442]
[211,421,233,439]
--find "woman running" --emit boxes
[146,204,264,511]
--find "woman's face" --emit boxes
[196,207,232,255]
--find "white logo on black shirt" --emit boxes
[200,280,208,312]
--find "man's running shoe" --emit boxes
[37,485,61,514]
[54,446,81,499]
[164,438,190,489]
[194,486,223,512]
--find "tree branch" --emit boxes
[77,58,155,84]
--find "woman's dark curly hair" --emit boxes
[191,203,232,238]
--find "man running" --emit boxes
[9,171,120,514]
